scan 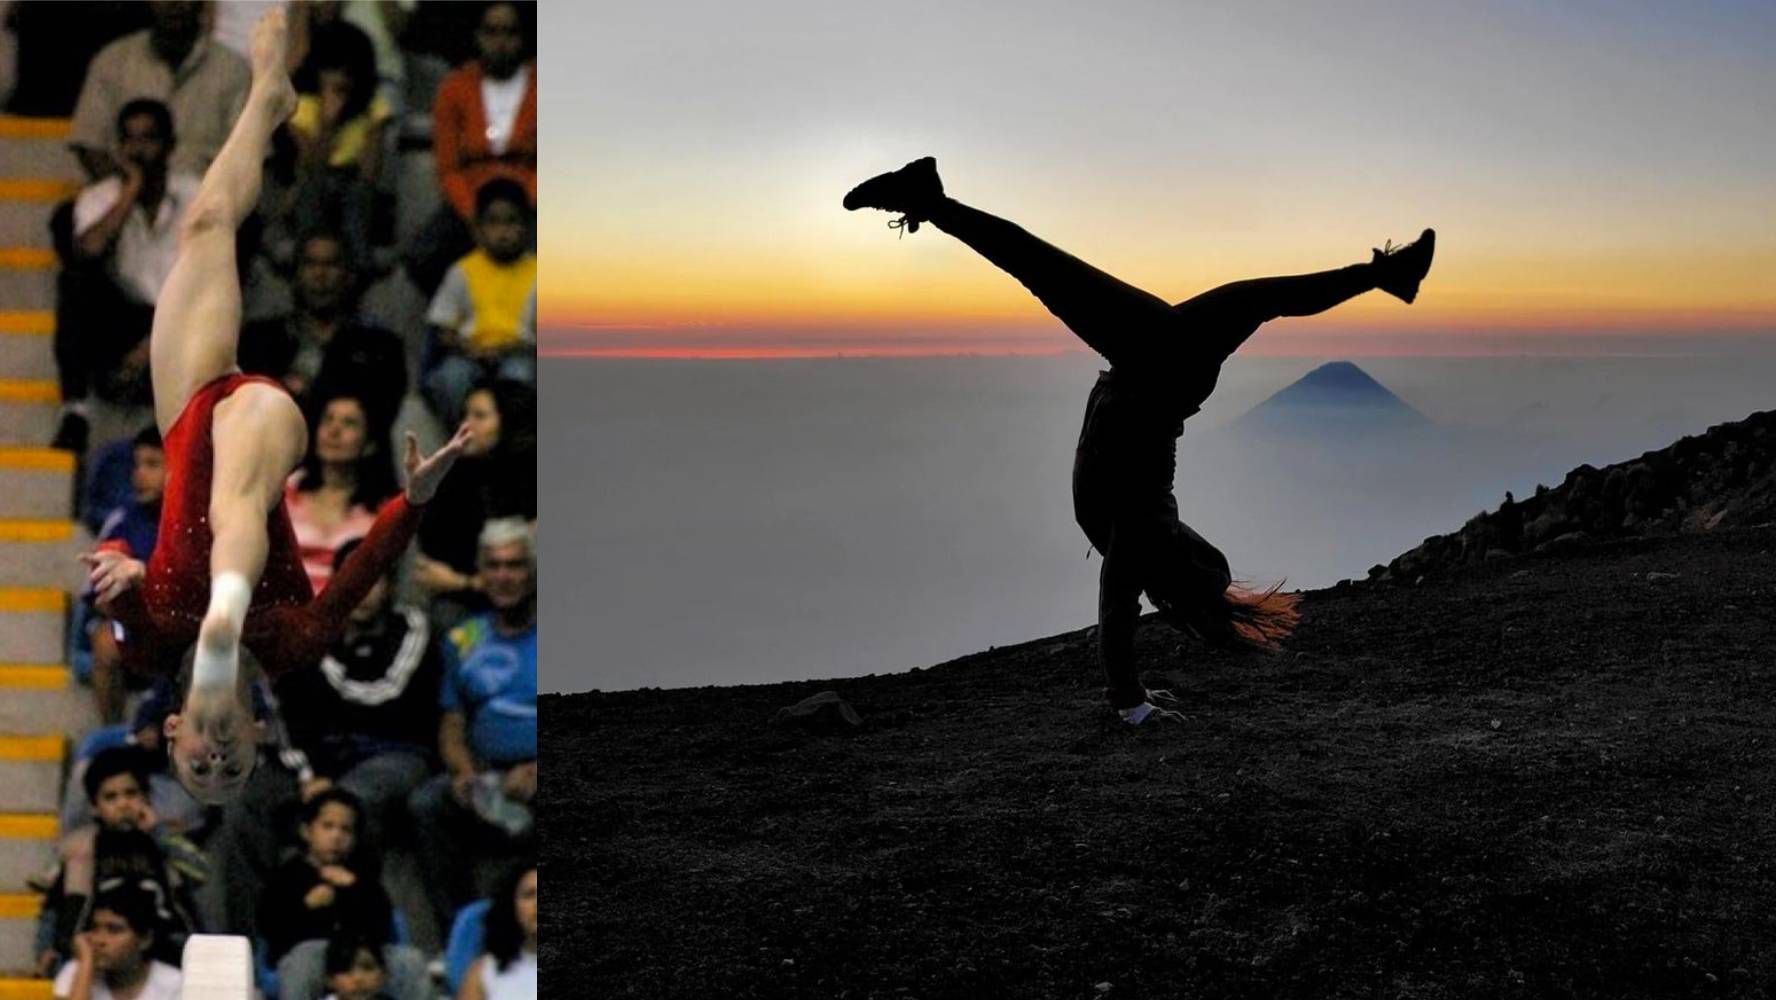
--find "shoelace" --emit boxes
[887,215,921,237]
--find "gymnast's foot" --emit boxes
[247,8,297,122]
[1372,228,1435,304]
[843,156,944,234]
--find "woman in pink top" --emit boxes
[284,391,396,593]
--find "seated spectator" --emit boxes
[37,749,199,979]
[422,178,535,424]
[457,860,536,1000]
[323,932,396,1000]
[259,789,428,1000]
[53,99,197,452]
[414,380,535,624]
[66,0,249,181]
[56,678,205,841]
[259,787,388,963]
[279,4,390,268]
[285,391,399,594]
[408,519,537,935]
[238,230,408,431]
[278,535,442,848]
[403,0,535,297]
[83,427,164,723]
[51,887,182,1000]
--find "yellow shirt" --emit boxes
[289,93,394,168]
[444,250,538,353]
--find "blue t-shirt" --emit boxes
[440,614,537,766]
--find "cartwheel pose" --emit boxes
[80,9,472,800]
[844,157,1434,725]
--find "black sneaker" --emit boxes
[51,410,89,454]
[1372,228,1435,303]
[843,156,944,234]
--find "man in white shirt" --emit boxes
[52,887,183,1000]
[54,98,200,453]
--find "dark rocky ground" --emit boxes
[554,520,1776,999]
[1375,409,1776,583]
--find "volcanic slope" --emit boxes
[556,473,1776,1000]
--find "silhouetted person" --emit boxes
[845,157,1435,725]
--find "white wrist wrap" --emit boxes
[194,572,251,688]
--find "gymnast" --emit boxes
[81,9,471,802]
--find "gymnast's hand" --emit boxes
[80,549,146,605]
[403,423,475,505]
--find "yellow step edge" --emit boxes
[0,736,62,762]
[0,248,55,270]
[0,666,69,690]
[0,893,43,918]
[0,379,58,404]
[0,448,74,473]
[0,311,53,335]
[0,588,64,613]
[0,814,57,839]
[0,179,79,202]
[0,979,53,1000]
[0,116,70,140]
[0,520,73,543]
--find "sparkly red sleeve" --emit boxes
[315,494,423,624]
[258,495,424,679]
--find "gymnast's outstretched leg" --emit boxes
[844,157,1178,368]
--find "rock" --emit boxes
[1534,531,1591,556]
[1094,984,1113,995]
[771,691,863,734]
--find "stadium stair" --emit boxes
[0,115,99,998]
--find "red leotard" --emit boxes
[106,373,423,682]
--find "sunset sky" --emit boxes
[546,1,1776,357]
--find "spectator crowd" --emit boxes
[1,3,539,998]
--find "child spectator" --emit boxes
[422,178,536,424]
[457,860,537,1000]
[403,0,535,296]
[414,379,535,623]
[322,932,395,1000]
[77,426,164,722]
[51,887,182,1000]
[259,789,429,1000]
[257,788,390,965]
[285,391,399,594]
[37,749,198,979]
